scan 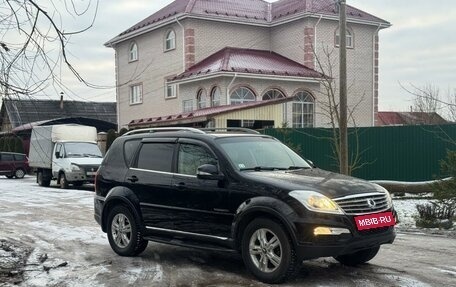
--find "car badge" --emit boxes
[367,199,376,209]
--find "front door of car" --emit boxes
[171,139,233,238]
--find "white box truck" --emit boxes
[28,124,103,188]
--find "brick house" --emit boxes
[105,0,390,130]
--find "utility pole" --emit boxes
[339,0,349,175]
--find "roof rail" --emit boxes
[200,127,260,134]
[123,127,205,136]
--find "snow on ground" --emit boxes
[1,175,455,287]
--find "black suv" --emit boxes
[94,128,396,283]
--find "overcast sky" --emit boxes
[42,0,455,114]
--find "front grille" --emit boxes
[358,226,393,236]
[333,192,390,215]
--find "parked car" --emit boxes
[0,152,29,179]
[94,127,397,284]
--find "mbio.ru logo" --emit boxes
[354,211,396,230]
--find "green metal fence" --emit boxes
[263,124,456,181]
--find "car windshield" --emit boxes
[64,142,103,158]
[217,136,311,171]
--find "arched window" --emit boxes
[335,28,353,48]
[210,86,221,107]
[129,42,138,62]
[197,89,207,109]
[292,91,314,128]
[165,30,176,51]
[230,87,256,105]
[262,89,285,101]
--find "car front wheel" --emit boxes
[241,218,299,284]
[107,205,148,256]
[334,246,380,266]
[59,173,69,189]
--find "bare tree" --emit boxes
[0,0,99,98]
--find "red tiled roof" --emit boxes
[113,0,389,41]
[377,112,448,126]
[271,0,388,24]
[170,47,325,82]
[129,96,292,127]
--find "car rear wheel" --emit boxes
[37,171,51,187]
[241,218,299,284]
[59,173,69,189]
[107,205,148,256]
[334,246,380,266]
[15,168,25,179]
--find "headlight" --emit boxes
[71,164,80,171]
[289,190,344,214]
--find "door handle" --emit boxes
[127,175,138,183]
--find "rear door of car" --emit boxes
[125,138,177,230]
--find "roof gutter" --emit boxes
[372,24,382,126]
[167,71,323,85]
[226,73,238,105]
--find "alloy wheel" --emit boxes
[111,213,132,248]
[249,228,283,273]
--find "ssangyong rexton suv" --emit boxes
[94,128,397,283]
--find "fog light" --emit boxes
[314,227,350,236]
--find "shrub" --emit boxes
[415,202,454,229]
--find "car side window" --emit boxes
[124,139,141,167]
[14,154,25,161]
[136,143,174,172]
[2,153,14,161]
[178,143,217,176]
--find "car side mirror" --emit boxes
[307,159,316,168]
[55,151,61,159]
[197,164,224,180]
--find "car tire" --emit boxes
[14,168,25,179]
[334,246,380,266]
[37,171,51,187]
[241,218,299,284]
[59,173,69,189]
[107,205,148,256]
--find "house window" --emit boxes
[335,28,353,48]
[262,89,285,101]
[129,42,138,62]
[182,99,194,112]
[165,30,176,51]
[130,84,142,105]
[210,86,221,107]
[166,84,176,98]
[292,91,314,128]
[197,89,207,109]
[230,87,256,105]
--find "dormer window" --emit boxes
[129,42,138,62]
[165,30,176,51]
[335,28,354,48]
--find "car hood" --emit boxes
[241,168,384,199]
[69,157,102,166]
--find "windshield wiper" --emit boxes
[240,166,287,171]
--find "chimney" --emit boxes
[60,92,64,110]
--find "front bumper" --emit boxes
[293,209,398,260]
